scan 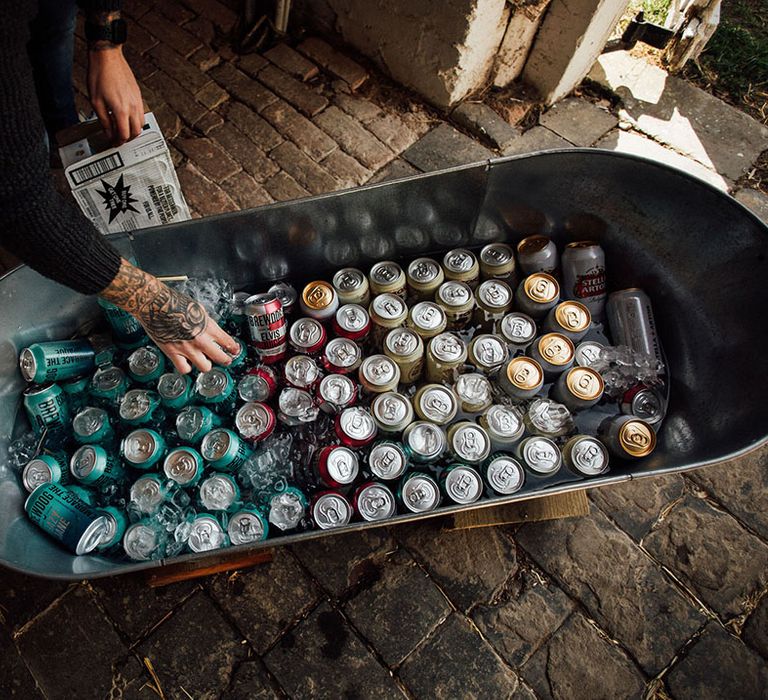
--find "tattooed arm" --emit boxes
[100,259,239,374]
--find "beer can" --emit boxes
[163,447,205,487]
[278,388,317,426]
[315,445,360,487]
[201,428,254,471]
[228,291,252,332]
[398,472,441,513]
[269,487,309,532]
[442,248,480,288]
[561,241,607,321]
[515,273,560,318]
[407,301,447,340]
[371,392,414,435]
[70,444,125,488]
[453,372,493,413]
[118,389,164,427]
[406,258,444,301]
[446,421,491,464]
[221,337,248,375]
[516,235,558,276]
[426,332,467,384]
[529,333,575,377]
[333,304,371,341]
[413,384,458,426]
[72,406,114,445]
[574,341,604,368]
[468,334,509,376]
[68,484,97,506]
[369,294,408,349]
[245,292,287,364]
[121,428,167,470]
[499,312,537,352]
[96,505,129,551]
[123,519,165,560]
[289,317,327,355]
[97,298,147,348]
[402,421,446,463]
[228,506,269,544]
[544,301,592,342]
[285,354,322,388]
[440,465,483,504]
[60,375,90,414]
[333,267,370,306]
[19,339,95,384]
[88,332,118,368]
[359,354,401,394]
[175,405,222,444]
[369,261,407,299]
[485,454,525,495]
[322,338,362,375]
[300,280,339,321]
[479,404,525,448]
[606,289,663,367]
[199,472,241,512]
[25,482,108,555]
[435,281,474,331]
[23,383,70,441]
[516,436,562,476]
[89,366,128,408]
[188,513,229,552]
[127,346,166,385]
[368,441,409,480]
[312,492,353,529]
[620,385,665,425]
[498,357,544,401]
[316,374,357,414]
[22,454,69,492]
[235,401,276,443]
[551,366,604,411]
[268,281,298,317]
[599,415,657,460]
[335,406,377,448]
[157,372,195,410]
[195,368,236,415]
[238,364,278,402]
[562,435,609,476]
[354,482,397,521]
[384,328,424,384]
[479,243,516,282]
[474,280,513,331]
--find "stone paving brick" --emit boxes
[298,38,369,90]
[666,622,768,699]
[343,550,451,666]
[123,0,152,20]
[104,655,151,700]
[264,603,404,699]
[138,591,247,699]
[472,571,576,668]
[743,594,768,659]
[126,21,158,55]
[367,112,419,153]
[261,99,338,161]
[516,505,704,674]
[196,110,224,135]
[183,15,217,46]
[157,0,195,24]
[154,103,182,140]
[735,187,768,224]
[291,529,397,598]
[195,81,228,111]
[315,106,394,170]
[189,44,221,72]
[400,613,520,697]
[0,569,68,630]
[210,123,279,182]
[177,162,238,215]
[270,141,340,195]
[223,171,274,210]
[91,575,198,641]
[402,123,493,171]
[188,0,238,32]
[453,102,522,150]
[502,126,574,156]
[521,613,645,700]
[0,628,43,698]
[210,63,279,114]
[16,586,130,699]
[321,149,372,188]
[139,9,202,58]
[643,495,768,618]
[265,43,320,82]
[335,92,383,123]
[237,53,270,79]
[397,521,517,611]
[264,171,310,201]
[227,660,282,699]
[258,64,329,118]
[589,474,685,541]
[367,158,421,183]
[145,69,207,126]
[124,45,158,82]
[225,101,283,151]
[539,97,619,147]
[687,446,768,539]
[177,136,241,181]
[208,550,320,654]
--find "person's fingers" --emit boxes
[114,110,131,145]
[129,105,144,140]
[186,348,212,374]
[92,99,112,141]
[197,335,234,366]
[208,322,240,354]
[168,352,192,375]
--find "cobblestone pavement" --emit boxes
[3,0,768,698]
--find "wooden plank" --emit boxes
[147,549,274,587]
[450,491,589,530]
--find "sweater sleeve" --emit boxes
[0,3,122,295]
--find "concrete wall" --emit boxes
[491,0,553,87]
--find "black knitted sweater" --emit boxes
[0,1,123,295]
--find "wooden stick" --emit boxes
[156,275,189,283]
[147,549,274,587]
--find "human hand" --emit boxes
[87,47,144,145]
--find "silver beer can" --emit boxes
[480,404,525,448]
[516,436,562,476]
[442,248,480,288]
[355,482,397,521]
[407,257,444,301]
[371,391,414,434]
[333,267,370,306]
[408,301,447,340]
[561,241,607,321]
[562,435,609,476]
[479,242,516,283]
[413,384,458,426]
[369,261,407,299]
[368,441,409,480]
[399,473,441,513]
[485,454,525,495]
[467,334,509,376]
[516,235,558,276]
[446,421,491,464]
[426,332,467,384]
[313,493,353,530]
[402,421,446,463]
[606,289,663,367]
[499,312,537,352]
[442,465,483,504]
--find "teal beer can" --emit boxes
[97,297,147,348]
[175,405,223,444]
[200,428,253,472]
[22,383,71,442]
[70,445,126,489]
[19,340,95,384]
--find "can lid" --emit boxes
[450,424,490,463]
[523,273,559,303]
[91,366,126,391]
[500,313,537,345]
[176,406,205,441]
[357,483,396,520]
[195,368,231,398]
[554,301,591,333]
[278,388,315,417]
[19,348,37,382]
[76,516,110,555]
[568,436,609,475]
[371,293,406,320]
[486,456,525,494]
[565,240,599,249]
[228,510,267,545]
[73,407,108,438]
[163,448,202,485]
[410,302,446,331]
[429,333,467,363]
[158,373,189,400]
[618,419,656,457]
[302,281,335,310]
[285,355,321,386]
[128,346,162,376]
[384,328,421,357]
[238,373,270,402]
[517,235,553,255]
[537,333,575,366]
[444,466,483,504]
[404,422,445,459]
[119,389,153,420]
[437,281,472,307]
[235,402,275,440]
[325,447,359,485]
[417,385,457,424]
[480,243,514,267]
[478,280,512,309]
[290,318,324,347]
[521,437,562,474]
[123,522,160,561]
[319,374,356,406]
[338,407,377,441]
[22,459,54,492]
[325,338,361,369]
[629,388,664,425]
[268,283,297,308]
[201,429,233,461]
[401,474,440,512]
[200,474,238,510]
[368,442,408,480]
[244,291,278,308]
[574,341,604,367]
[371,392,413,428]
[188,515,227,552]
[335,304,369,332]
[407,258,441,284]
[483,405,524,440]
[129,475,165,511]
[565,367,604,401]
[70,445,101,478]
[370,261,404,285]
[333,268,366,292]
[360,355,399,387]
[470,335,508,369]
[123,429,159,464]
[443,249,476,273]
[313,493,353,529]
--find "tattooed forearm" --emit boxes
[100,259,207,343]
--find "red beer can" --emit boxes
[245,293,287,364]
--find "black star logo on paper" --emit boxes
[96,174,140,223]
